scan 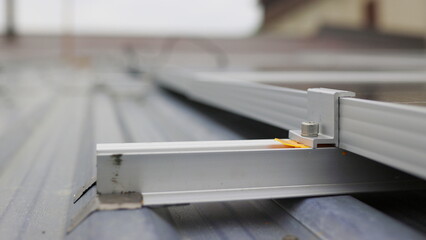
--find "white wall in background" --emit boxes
[1,0,263,37]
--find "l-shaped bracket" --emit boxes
[290,88,355,148]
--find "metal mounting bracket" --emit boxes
[289,88,355,148]
[67,192,142,233]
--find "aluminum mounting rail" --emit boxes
[156,69,308,131]
[69,138,426,232]
[155,69,426,179]
[96,140,425,206]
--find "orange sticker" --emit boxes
[274,138,310,148]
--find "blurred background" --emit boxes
[2,0,426,56]
[2,0,426,38]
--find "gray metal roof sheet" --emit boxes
[0,63,425,240]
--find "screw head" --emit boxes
[301,121,319,137]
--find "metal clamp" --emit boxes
[289,88,355,148]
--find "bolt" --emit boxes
[301,121,319,137]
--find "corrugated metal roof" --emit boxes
[0,60,426,240]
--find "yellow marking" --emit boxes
[274,138,310,148]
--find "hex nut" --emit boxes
[301,121,319,137]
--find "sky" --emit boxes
[0,0,263,37]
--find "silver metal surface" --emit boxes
[301,121,319,137]
[97,140,424,206]
[290,88,355,147]
[156,70,426,179]
[200,71,426,85]
[339,97,426,179]
[68,193,143,233]
[156,69,308,131]
[276,196,426,240]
